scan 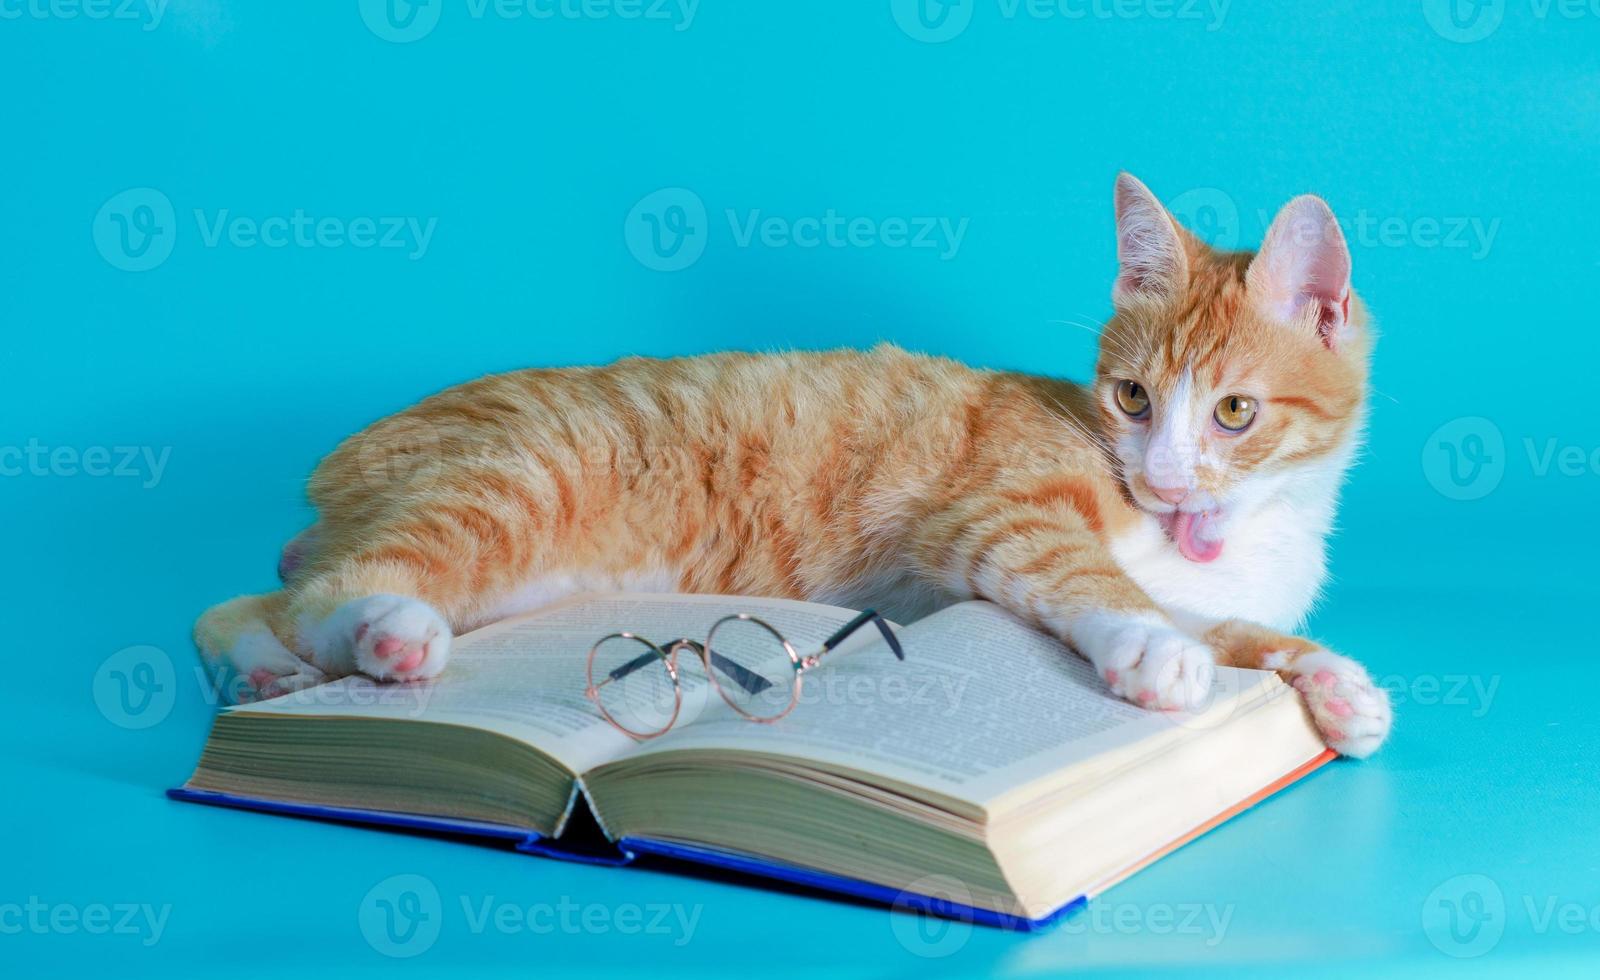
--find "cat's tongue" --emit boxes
[1169,509,1224,563]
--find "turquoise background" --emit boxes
[4,0,1598,975]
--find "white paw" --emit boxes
[226,626,327,703]
[1288,650,1391,758]
[1072,611,1217,712]
[312,594,452,683]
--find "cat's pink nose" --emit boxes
[1148,483,1188,505]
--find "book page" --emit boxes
[620,601,1277,807]
[228,593,865,774]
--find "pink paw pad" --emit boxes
[1136,690,1157,704]
[248,668,277,688]
[1104,669,1120,685]
[1324,728,1346,743]
[1313,670,1338,689]
[1325,697,1354,718]
[392,646,427,673]
[373,637,406,660]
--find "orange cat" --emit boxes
[197,174,1391,757]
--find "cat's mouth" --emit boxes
[1158,507,1225,563]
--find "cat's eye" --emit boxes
[1214,394,1257,432]
[1115,380,1151,419]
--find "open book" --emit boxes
[171,594,1333,929]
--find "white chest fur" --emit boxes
[1111,505,1327,632]
[1110,451,1351,633]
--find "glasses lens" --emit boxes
[704,616,796,720]
[587,635,678,737]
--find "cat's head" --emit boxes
[1094,174,1370,563]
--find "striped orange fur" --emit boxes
[196,174,1392,757]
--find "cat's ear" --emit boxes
[1113,172,1189,305]
[1247,195,1352,349]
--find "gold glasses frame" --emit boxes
[584,608,903,740]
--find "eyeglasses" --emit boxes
[584,608,904,739]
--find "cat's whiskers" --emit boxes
[1050,317,1141,366]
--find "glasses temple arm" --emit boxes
[597,648,665,688]
[811,609,905,665]
[705,648,774,696]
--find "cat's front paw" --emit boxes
[1073,611,1217,712]
[314,594,452,683]
[212,622,328,703]
[1287,649,1391,758]
[239,661,328,703]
